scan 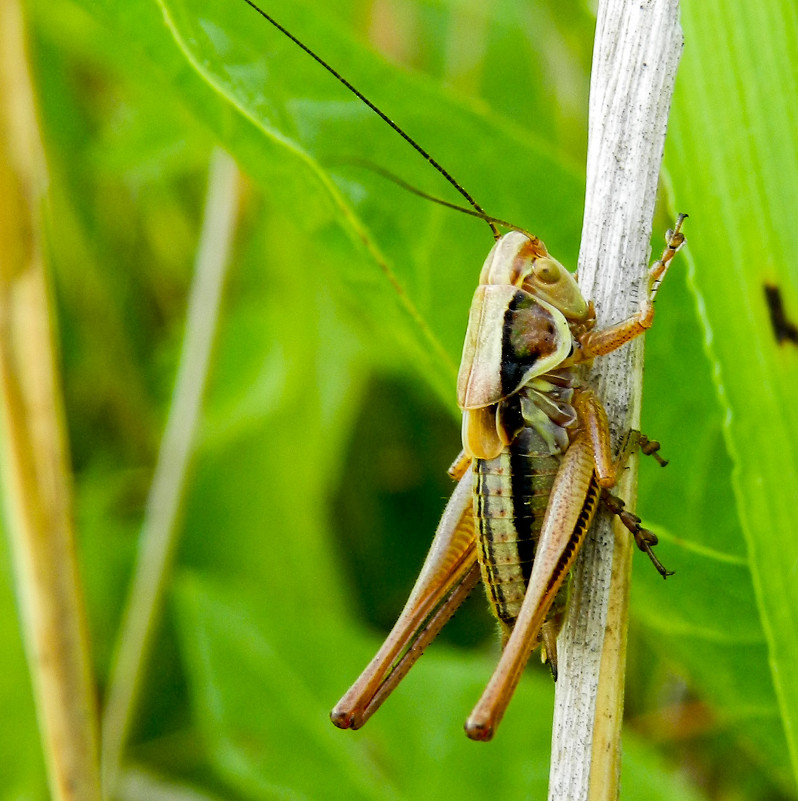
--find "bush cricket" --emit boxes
[240,0,686,742]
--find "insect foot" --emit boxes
[647,213,688,305]
[601,490,674,579]
[638,434,669,467]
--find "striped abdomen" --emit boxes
[473,427,560,636]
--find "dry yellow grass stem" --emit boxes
[0,1,102,799]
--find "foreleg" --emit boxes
[575,215,687,360]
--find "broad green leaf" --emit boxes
[173,573,708,801]
[69,0,585,406]
[663,0,798,793]
[636,268,790,791]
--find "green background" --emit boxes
[2,0,797,798]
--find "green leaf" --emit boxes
[662,0,798,792]
[637,267,790,791]
[173,573,709,801]
[69,0,585,404]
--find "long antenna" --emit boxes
[240,0,500,239]
[336,158,539,240]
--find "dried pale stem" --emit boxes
[101,150,241,795]
[0,1,102,799]
[548,1,682,799]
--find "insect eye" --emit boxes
[533,259,561,284]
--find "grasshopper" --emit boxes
[240,0,686,742]
[331,220,685,741]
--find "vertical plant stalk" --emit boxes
[549,1,682,799]
[0,1,102,800]
[101,150,241,794]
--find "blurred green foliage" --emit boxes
[2,0,798,799]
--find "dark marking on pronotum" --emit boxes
[765,284,798,345]
[500,293,557,397]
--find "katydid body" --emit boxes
[332,219,686,740]
[234,0,686,743]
